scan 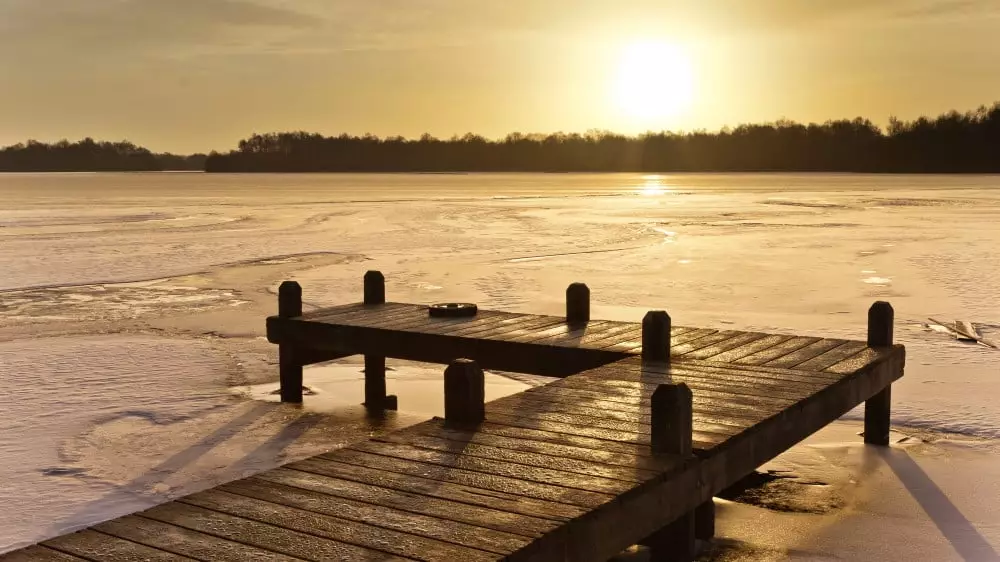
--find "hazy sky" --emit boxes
[1,0,999,153]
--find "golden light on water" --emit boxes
[613,40,695,123]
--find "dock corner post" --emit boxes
[642,310,672,363]
[278,281,303,403]
[364,270,386,305]
[644,382,696,561]
[444,359,485,426]
[362,271,395,410]
[865,301,894,446]
[566,282,590,324]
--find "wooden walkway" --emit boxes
[3,274,905,562]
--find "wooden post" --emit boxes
[642,311,671,363]
[865,301,893,446]
[278,281,303,403]
[362,271,395,410]
[695,500,715,541]
[650,383,692,456]
[566,283,590,324]
[644,382,697,561]
[643,514,696,562]
[364,270,385,305]
[444,359,485,425]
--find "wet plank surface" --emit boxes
[6,302,904,562]
[270,303,890,376]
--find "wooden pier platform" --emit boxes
[3,273,905,562]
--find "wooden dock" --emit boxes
[3,273,905,562]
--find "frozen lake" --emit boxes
[1,172,998,555]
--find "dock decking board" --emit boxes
[6,299,904,562]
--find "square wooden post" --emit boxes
[363,271,396,411]
[865,301,893,446]
[566,283,590,324]
[444,359,485,425]
[643,382,697,561]
[278,281,303,403]
[642,311,671,363]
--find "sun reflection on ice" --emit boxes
[637,175,674,196]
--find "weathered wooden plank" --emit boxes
[735,336,821,365]
[699,334,794,363]
[681,332,768,360]
[43,529,190,562]
[794,341,869,371]
[288,457,585,521]
[763,338,848,368]
[673,358,844,384]
[252,467,555,538]
[450,313,545,338]
[181,488,496,561]
[488,316,577,343]
[592,361,834,392]
[308,303,416,325]
[423,311,524,337]
[520,383,787,428]
[95,516,300,562]
[1,546,88,562]
[484,411,719,450]
[495,389,768,430]
[400,422,673,472]
[139,503,411,562]
[458,420,658,458]
[485,399,739,442]
[400,310,511,336]
[667,330,744,356]
[327,446,617,506]
[555,371,805,404]
[220,478,528,555]
[372,432,656,482]
[505,321,614,344]
[534,322,644,347]
[824,345,897,375]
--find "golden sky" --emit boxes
[1,0,998,153]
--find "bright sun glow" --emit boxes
[613,40,694,122]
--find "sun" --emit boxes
[613,40,695,122]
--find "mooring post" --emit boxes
[643,382,696,561]
[865,301,894,446]
[642,310,671,363]
[444,359,485,425]
[278,281,303,403]
[566,283,590,324]
[363,271,396,410]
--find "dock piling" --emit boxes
[363,271,396,410]
[650,382,692,456]
[566,283,590,324]
[864,301,894,445]
[278,281,303,403]
[444,359,485,425]
[642,311,671,362]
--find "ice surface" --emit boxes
[1,172,999,555]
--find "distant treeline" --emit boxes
[206,102,1000,173]
[0,139,206,172]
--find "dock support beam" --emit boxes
[278,281,303,403]
[444,359,485,425]
[643,382,699,561]
[642,311,671,363]
[364,271,397,411]
[864,301,894,445]
[566,283,590,324]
